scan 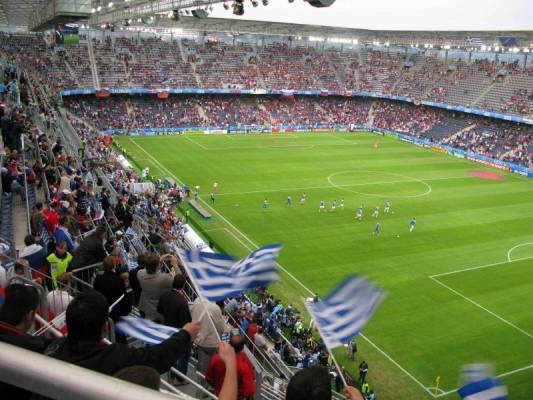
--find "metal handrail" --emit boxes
[0,341,192,400]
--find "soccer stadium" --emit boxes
[0,0,532,399]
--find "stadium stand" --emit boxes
[1,33,531,120]
[1,20,533,400]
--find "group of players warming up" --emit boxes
[262,194,416,235]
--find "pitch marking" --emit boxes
[205,175,469,198]
[429,276,533,339]
[434,364,533,398]
[327,170,432,198]
[429,255,533,278]
[507,242,533,262]
[126,138,437,398]
[185,136,209,150]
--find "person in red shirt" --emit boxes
[43,202,60,234]
[205,333,256,400]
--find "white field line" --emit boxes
[507,242,533,262]
[429,276,533,339]
[201,175,471,198]
[185,136,209,150]
[434,364,533,398]
[126,137,437,398]
[429,255,533,279]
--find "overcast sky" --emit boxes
[209,0,533,31]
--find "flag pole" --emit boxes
[303,298,349,388]
[179,253,222,342]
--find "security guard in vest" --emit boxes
[46,240,73,289]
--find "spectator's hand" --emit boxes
[218,342,236,366]
[344,386,364,400]
[182,321,201,339]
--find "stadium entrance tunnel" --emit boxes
[327,170,431,198]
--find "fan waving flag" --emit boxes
[178,243,282,302]
[458,377,508,400]
[305,275,385,349]
[116,316,180,345]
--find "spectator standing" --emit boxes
[93,256,132,323]
[47,273,74,317]
[359,360,369,384]
[46,241,73,290]
[157,273,192,384]
[137,253,176,321]
[69,225,108,288]
[205,333,256,399]
[55,215,75,253]
[19,234,46,275]
[191,297,228,393]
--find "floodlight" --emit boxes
[107,2,113,8]
[306,0,336,7]
[233,0,244,15]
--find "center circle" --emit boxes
[327,170,432,198]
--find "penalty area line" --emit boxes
[429,255,533,278]
[429,276,533,339]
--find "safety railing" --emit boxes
[0,341,195,400]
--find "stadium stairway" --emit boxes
[0,193,14,244]
[87,37,100,88]
[442,123,478,144]
[63,58,81,87]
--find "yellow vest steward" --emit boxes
[47,252,73,289]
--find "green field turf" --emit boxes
[116,132,533,399]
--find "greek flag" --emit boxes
[305,276,385,349]
[116,316,179,345]
[178,243,282,302]
[458,378,508,400]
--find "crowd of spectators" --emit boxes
[63,93,533,168]
[1,33,533,119]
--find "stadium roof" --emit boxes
[0,0,42,27]
[133,16,533,48]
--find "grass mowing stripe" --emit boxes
[124,136,437,398]
[119,132,533,399]
[429,276,533,339]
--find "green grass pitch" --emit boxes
[116,132,533,399]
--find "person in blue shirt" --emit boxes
[373,222,381,236]
[410,217,416,232]
[55,215,75,253]
[319,200,325,212]
[286,196,292,207]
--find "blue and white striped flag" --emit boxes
[458,378,508,400]
[178,243,282,302]
[116,316,179,345]
[305,275,385,349]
